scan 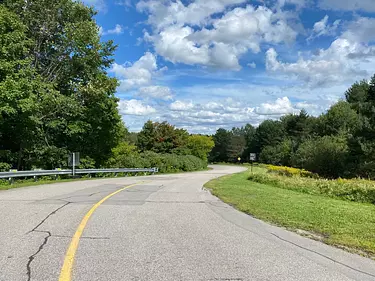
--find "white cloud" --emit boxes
[307,15,340,41]
[116,0,132,8]
[137,86,174,101]
[140,2,298,70]
[266,48,344,86]
[118,100,156,116]
[247,62,256,68]
[341,17,375,44]
[256,97,299,115]
[137,0,246,30]
[319,0,375,12]
[278,0,309,8]
[169,100,194,111]
[101,24,125,36]
[110,52,159,91]
[266,16,375,88]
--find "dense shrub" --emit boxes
[0,162,11,172]
[108,150,207,173]
[265,165,316,178]
[259,139,293,166]
[292,135,348,178]
[248,171,375,204]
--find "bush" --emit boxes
[259,139,293,166]
[265,165,317,178]
[78,157,96,169]
[248,170,375,204]
[0,162,11,172]
[292,135,348,178]
[108,150,207,173]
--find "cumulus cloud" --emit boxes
[307,15,340,41]
[101,24,125,36]
[137,0,246,30]
[319,0,375,12]
[256,97,299,115]
[266,16,375,87]
[118,100,156,116]
[139,1,298,70]
[110,52,159,91]
[247,62,257,68]
[169,100,195,111]
[137,86,174,101]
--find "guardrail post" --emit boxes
[8,169,17,185]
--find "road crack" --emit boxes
[26,231,51,281]
[25,202,70,280]
[27,202,70,234]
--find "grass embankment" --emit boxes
[205,167,375,257]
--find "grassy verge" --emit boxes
[205,169,375,258]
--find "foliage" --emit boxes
[292,135,348,178]
[265,164,316,178]
[0,162,10,172]
[78,157,96,169]
[0,1,122,170]
[137,121,189,154]
[107,149,207,173]
[209,128,232,162]
[259,139,293,166]
[248,168,375,204]
[317,101,360,137]
[186,135,214,162]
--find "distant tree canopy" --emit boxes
[209,74,375,179]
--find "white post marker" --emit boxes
[72,153,75,177]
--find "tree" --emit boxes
[317,101,360,137]
[209,128,232,162]
[259,139,293,166]
[253,120,286,153]
[0,0,123,169]
[292,135,348,178]
[186,135,214,162]
[137,121,189,154]
[227,135,246,162]
[346,75,375,178]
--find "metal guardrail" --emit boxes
[0,168,159,181]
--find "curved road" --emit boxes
[0,165,374,281]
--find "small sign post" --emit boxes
[249,153,256,173]
[68,152,80,177]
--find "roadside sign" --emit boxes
[68,152,80,177]
[250,153,256,161]
[68,152,80,167]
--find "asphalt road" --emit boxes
[0,165,374,281]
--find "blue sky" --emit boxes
[83,0,375,133]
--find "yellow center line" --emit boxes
[58,181,149,281]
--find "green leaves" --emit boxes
[0,1,121,169]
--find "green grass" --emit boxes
[205,169,375,258]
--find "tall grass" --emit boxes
[249,165,375,204]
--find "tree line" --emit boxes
[209,76,375,179]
